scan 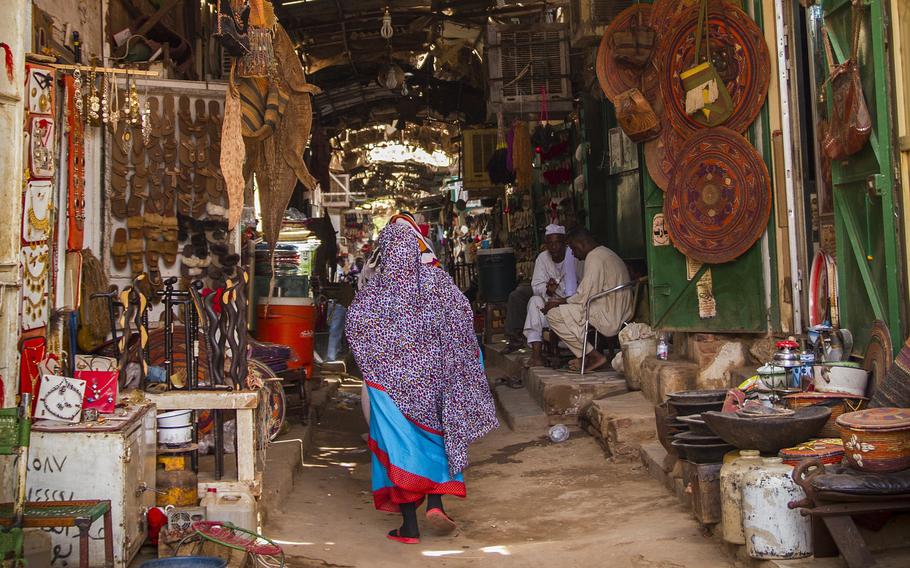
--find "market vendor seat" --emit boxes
[579,277,647,375]
[790,458,910,568]
[0,401,115,568]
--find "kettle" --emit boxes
[773,340,802,369]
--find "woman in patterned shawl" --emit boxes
[346,222,498,544]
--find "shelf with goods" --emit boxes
[534,121,582,234]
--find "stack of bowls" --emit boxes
[665,391,731,463]
[157,410,193,445]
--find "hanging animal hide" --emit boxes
[255,117,298,251]
[222,85,246,229]
[272,24,320,191]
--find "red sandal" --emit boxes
[426,508,457,536]
[387,529,420,545]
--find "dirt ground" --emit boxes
[265,389,740,568]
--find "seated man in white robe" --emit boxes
[543,228,632,373]
[524,224,580,367]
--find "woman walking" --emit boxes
[346,222,498,544]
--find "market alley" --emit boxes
[265,386,736,568]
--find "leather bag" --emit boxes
[680,0,733,126]
[820,1,871,161]
[616,88,661,142]
[611,4,656,68]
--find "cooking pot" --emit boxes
[812,362,868,397]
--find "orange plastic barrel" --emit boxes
[255,298,316,376]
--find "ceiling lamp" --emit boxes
[381,7,394,40]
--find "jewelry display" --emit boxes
[35,374,87,423]
[87,68,100,125]
[75,369,118,414]
[21,244,50,303]
[22,293,48,331]
[27,65,54,115]
[23,180,53,242]
[73,67,83,117]
[30,117,55,178]
[109,76,120,133]
[19,337,46,404]
[67,73,87,250]
[129,77,141,125]
[100,71,109,124]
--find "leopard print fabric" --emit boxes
[346,223,498,475]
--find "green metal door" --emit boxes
[820,0,903,353]
[643,169,770,332]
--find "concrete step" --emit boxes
[492,383,550,434]
[579,391,656,460]
[484,339,527,379]
[525,366,628,418]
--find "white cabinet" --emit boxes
[27,403,157,567]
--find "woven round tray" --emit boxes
[663,127,771,264]
[596,4,660,104]
[863,320,893,399]
[657,2,770,137]
[651,0,701,31]
[644,113,685,191]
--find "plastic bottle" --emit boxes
[548,424,569,443]
[656,334,669,360]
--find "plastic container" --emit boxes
[719,450,762,544]
[742,457,811,559]
[255,298,316,375]
[158,410,193,428]
[200,488,258,533]
[141,558,227,568]
[475,248,517,303]
[621,337,657,391]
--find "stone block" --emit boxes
[640,357,699,403]
[526,367,627,417]
[695,341,747,391]
[581,392,655,460]
[658,360,698,400]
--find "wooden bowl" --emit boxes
[701,406,831,454]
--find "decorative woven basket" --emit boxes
[836,408,910,473]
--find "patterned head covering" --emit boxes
[346,223,498,475]
[360,211,439,286]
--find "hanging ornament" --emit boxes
[100,72,109,124]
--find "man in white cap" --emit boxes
[524,224,580,367]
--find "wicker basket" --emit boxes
[836,408,910,473]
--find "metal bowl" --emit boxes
[677,414,714,436]
[668,399,725,417]
[701,406,832,454]
[673,431,725,445]
[671,440,735,464]
[666,389,728,403]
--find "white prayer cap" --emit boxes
[545,224,566,236]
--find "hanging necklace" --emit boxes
[73,67,83,117]
[129,74,141,125]
[100,72,109,124]
[108,75,120,133]
[87,68,100,125]
[141,85,151,145]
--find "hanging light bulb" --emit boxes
[381,8,394,40]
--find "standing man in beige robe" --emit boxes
[544,228,632,373]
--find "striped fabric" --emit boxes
[238,77,288,140]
